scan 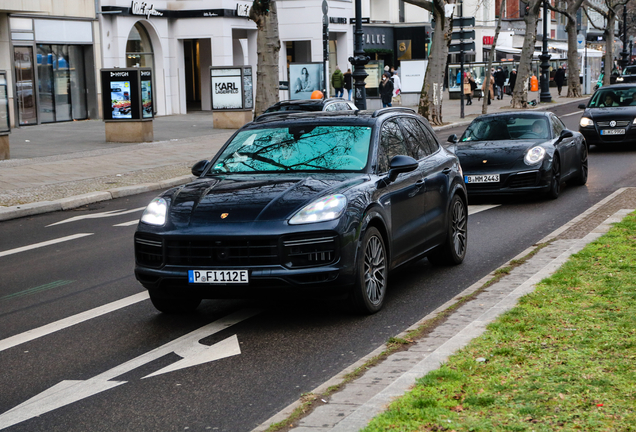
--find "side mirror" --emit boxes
[386,155,418,183]
[578,103,586,110]
[447,134,459,143]
[558,129,574,141]
[191,160,210,177]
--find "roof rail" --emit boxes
[371,107,416,118]
[253,110,309,121]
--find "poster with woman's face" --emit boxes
[289,63,321,100]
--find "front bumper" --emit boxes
[579,124,636,146]
[463,169,551,196]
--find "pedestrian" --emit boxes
[482,73,494,105]
[379,71,394,108]
[343,68,353,100]
[331,66,344,98]
[391,68,402,105]
[465,72,475,105]
[554,64,566,96]
[509,69,517,95]
[494,67,505,100]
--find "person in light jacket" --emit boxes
[482,74,495,105]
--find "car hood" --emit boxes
[455,140,541,169]
[584,107,636,121]
[167,174,363,227]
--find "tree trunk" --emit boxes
[511,0,541,108]
[250,0,281,117]
[603,11,616,86]
[483,0,504,114]
[565,9,582,97]
[419,1,453,125]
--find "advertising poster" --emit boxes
[141,80,152,118]
[110,81,132,119]
[211,69,243,109]
[289,63,321,100]
[400,60,428,93]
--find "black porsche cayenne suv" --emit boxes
[134,108,467,314]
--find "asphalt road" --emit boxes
[1,100,635,431]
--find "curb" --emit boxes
[0,175,195,222]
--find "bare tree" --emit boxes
[482,0,505,114]
[584,0,629,86]
[404,0,456,125]
[548,0,586,97]
[511,0,542,108]
[250,0,281,117]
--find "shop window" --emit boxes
[126,22,154,70]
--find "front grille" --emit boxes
[508,171,539,188]
[135,234,164,268]
[282,236,338,268]
[596,120,631,127]
[166,238,279,266]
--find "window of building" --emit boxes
[126,22,154,69]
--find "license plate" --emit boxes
[600,129,626,135]
[465,174,500,183]
[188,270,249,284]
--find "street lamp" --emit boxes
[539,0,552,103]
[620,4,629,69]
[348,0,369,110]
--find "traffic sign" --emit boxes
[449,41,476,53]
[452,30,476,41]
[452,17,475,28]
[577,33,585,48]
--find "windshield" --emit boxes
[623,66,636,75]
[209,125,372,173]
[460,115,551,141]
[588,87,636,107]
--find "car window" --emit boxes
[461,115,550,141]
[210,125,372,173]
[418,121,440,153]
[589,87,636,107]
[551,115,563,138]
[324,103,338,111]
[378,119,408,173]
[398,117,431,159]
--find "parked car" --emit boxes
[448,111,588,199]
[578,84,636,147]
[258,98,357,118]
[135,108,467,314]
[615,66,636,84]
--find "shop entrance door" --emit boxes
[14,46,37,125]
[184,39,201,111]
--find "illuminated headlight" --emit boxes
[579,117,594,128]
[616,77,624,82]
[632,117,636,125]
[524,146,546,165]
[141,197,169,226]
[289,194,347,225]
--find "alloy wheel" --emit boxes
[451,199,467,259]
[364,235,386,306]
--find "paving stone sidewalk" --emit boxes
[253,188,635,432]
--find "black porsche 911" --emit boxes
[447,112,588,198]
[578,84,636,146]
[135,108,467,314]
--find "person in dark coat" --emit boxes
[343,69,353,100]
[379,71,394,107]
[494,67,505,99]
[509,69,517,96]
[554,65,566,96]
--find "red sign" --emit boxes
[483,36,494,45]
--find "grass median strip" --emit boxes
[363,212,636,431]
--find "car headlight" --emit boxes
[524,146,546,165]
[616,77,624,82]
[632,117,636,125]
[289,194,347,225]
[141,197,169,226]
[579,117,594,128]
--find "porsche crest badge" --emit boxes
[221,213,229,219]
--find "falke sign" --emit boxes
[215,82,239,95]
[131,1,163,19]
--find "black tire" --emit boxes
[350,227,388,314]
[571,144,588,186]
[428,195,468,266]
[546,155,561,200]
[149,291,201,314]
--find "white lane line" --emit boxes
[468,204,500,215]
[0,233,94,258]
[0,292,149,353]
[47,207,146,227]
[561,111,582,117]
[114,220,140,227]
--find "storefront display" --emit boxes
[100,68,151,121]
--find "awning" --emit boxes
[496,46,522,54]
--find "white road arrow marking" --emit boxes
[113,219,141,227]
[0,233,94,258]
[0,309,260,430]
[47,207,146,227]
[468,204,500,215]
